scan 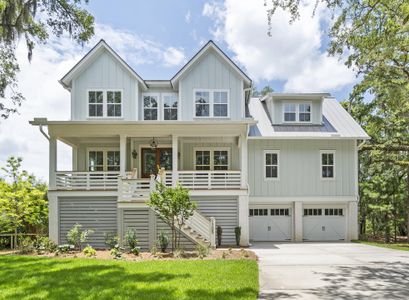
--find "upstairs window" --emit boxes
[88,91,104,117]
[195,150,211,170]
[213,150,229,170]
[88,90,122,118]
[163,94,178,120]
[321,151,335,179]
[195,90,229,118]
[88,151,104,171]
[283,102,312,123]
[195,148,230,171]
[264,150,279,179]
[143,95,159,120]
[88,149,120,172]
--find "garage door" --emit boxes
[249,207,292,241]
[303,207,346,241]
[59,197,117,249]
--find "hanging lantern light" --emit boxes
[150,137,158,150]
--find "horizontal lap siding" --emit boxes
[121,209,150,250]
[193,197,238,246]
[59,197,117,249]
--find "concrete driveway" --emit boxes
[251,242,409,299]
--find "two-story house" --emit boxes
[30,40,368,249]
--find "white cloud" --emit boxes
[202,0,355,92]
[185,10,191,24]
[0,23,186,181]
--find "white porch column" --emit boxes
[120,134,127,177]
[48,193,59,243]
[240,135,248,189]
[348,201,358,241]
[72,146,78,171]
[49,137,57,190]
[238,195,249,246]
[294,201,303,242]
[172,135,178,186]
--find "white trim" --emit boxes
[86,147,120,172]
[193,89,230,119]
[193,147,231,170]
[86,89,124,119]
[263,150,280,181]
[282,101,312,124]
[320,150,336,180]
[161,92,179,121]
[249,196,357,203]
[142,92,160,121]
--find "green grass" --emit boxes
[0,255,258,300]
[354,240,409,252]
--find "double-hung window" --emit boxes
[321,151,335,179]
[88,149,120,172]
[143,94,159,120]
[163,94,178,120]
[283,102,311,123]
[264,150,279,180]
[88,90,122,118]
[195,148,230,171]
[195,90,229,118]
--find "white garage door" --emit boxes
[249,207,292,241]
[303,207,346,241]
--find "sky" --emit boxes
[0,0,358,182]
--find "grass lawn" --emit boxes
[354,240,409,252]
[0,255,258,300]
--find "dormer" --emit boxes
[261,93,330,125]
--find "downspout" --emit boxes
[39,125,50,141]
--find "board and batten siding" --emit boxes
[192,197,238,245]
[269,100,322,124]
[71,50,138,121]
[179,50,244,121]
[248,139,356,197]
[59,196,117,249]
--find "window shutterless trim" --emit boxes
[161,92,178,121]
[193,88,230,119]
[320,150,336,180]
[282,101,312,124]
[193,147,231,170]
[87,89,123,119]
[263,150,280,181]
[86,147,120,171]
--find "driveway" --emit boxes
[251,242,409,299]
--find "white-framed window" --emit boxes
[325,208,344,216]
[88,90,122,118]
[283,102,311,123]
[321,150,335,179]
[249,209,268,216]
[304,208,323,216]
[87,148,120,172]
[270,208,290,216]
[194,148,230,171]
[194,89,229,118]
[162,93,178,120]
[264,150,279,180]
[143,94,159,120]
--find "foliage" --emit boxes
[265,0,409,241]
[196,244,210,259]
[0,237,10,249]
[130,247,140,256]
[110,244,123,259]
[0,157,48,240]
[157,231,169,252]
[217,226,222,246]
[173,246,184,259]
[66,223,93,251]
[104,232,119,250]
[148,182,197,252]
[17,236,35,254]
[56,244,74,254]
[354,240,409,252]
[124,228,138,250]
[150,244,158,256]
[34,236,57,253]
[82,245,96,257]
[252,85,274,97]
[0,256,259,299]
[0,0,94,119]
[234,226,241,246]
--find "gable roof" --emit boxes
[170,40,252,88]
[248,96,369,139]
[59,39,148,90]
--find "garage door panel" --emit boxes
[249,207,292,242]
[303,206,346,241]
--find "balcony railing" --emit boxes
[55,171,120,190]
[170,170,242,190]
[119,178,151,200]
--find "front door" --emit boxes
[141,148,172,178]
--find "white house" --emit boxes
[30,40,369,249]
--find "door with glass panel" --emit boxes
[141,148,172,178]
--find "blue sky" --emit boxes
[0,0,358,181]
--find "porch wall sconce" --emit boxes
[131,149,138,159]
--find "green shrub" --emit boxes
[150,244,158,255]
[124,229,138,250]
[67,224,94,251]
[217,226,222,246]
[18,237,35,254]
[110,244,123,259]
[104,232,119,249]
[157,231,169,252]
[57,244,74,254]
[234,226,241,246]
[0,237,10,250]
[130,247,140,256]
[83,245,96,257]
[196,244,210,259]
[34,236,57,253]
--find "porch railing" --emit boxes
[169,170,242,190]
[55,171,120,190]
[119,178,151,201]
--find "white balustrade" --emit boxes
[55,171,120,190]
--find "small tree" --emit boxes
[148,182,196,252]
[66,223,93,251]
